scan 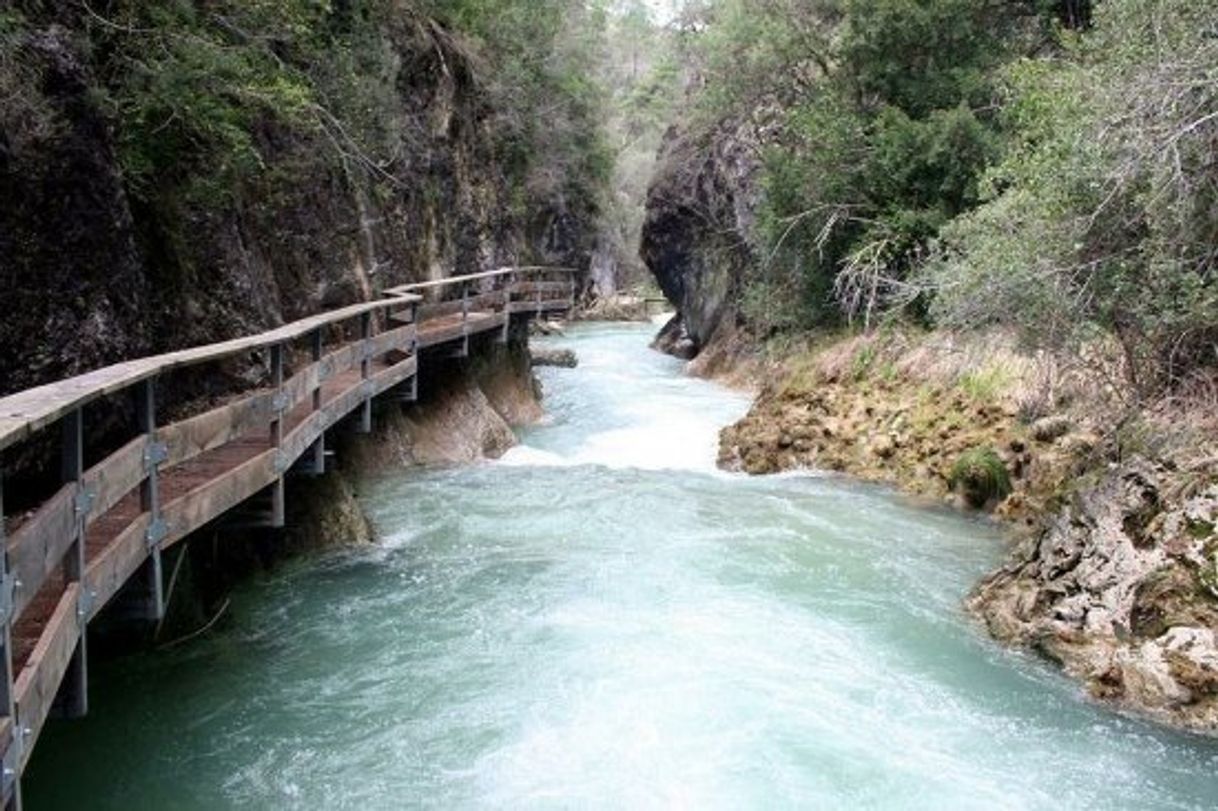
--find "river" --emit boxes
[25,322,1218,809]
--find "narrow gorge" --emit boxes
[3,1,1217,809]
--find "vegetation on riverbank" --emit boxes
[648,0,1216,400]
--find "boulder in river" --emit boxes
[531,347,578,368]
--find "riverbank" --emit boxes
[714,326,1218,734]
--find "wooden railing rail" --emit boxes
[0,266,575,807]
[383,265,576,296]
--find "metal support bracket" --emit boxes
[144,518,169,548]
[362,380,376,398]
[1,720,22,800]
[0,573,16,626]
[142,442,168,470]
[76,587,96,625]
[73,487,96,518]
[273,451,289,475]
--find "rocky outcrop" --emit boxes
[0,24,151,392]
[341,336,543,470]
[640,117,763,357]
[969,461,1218,732]
[718,335,1095,525]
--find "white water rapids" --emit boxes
[26,322,1218,809]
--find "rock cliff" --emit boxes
[639,117,761,362]
[0,5,597,396]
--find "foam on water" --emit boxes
[24,323,1218,810]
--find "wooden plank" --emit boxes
[507,299,572,314]
[13,583,81,768]
[277,328,409,416]
[369,356,419,398]
[84,514,152,621]
[160,449,279,548]
[0,269,571,454]
[417,300,467,321]
[469,291,507,311]
[160,392,276,468]
[365,323,415,361]
[0,296,419,454]
[417,318,467,348]
[280,412,327,468]
[80,435,149,522]
[6,485,77,622]
[279,361,321,417]
[319,381,368,429]
[511,281,572,295]
[318,343,362,385]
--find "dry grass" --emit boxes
[797,328,1045,404]
[777,328,1218,477]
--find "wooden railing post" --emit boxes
[58,409,87,718]
[269,343,286,527]
[459,282,471,357]
[309,329,325,475]
[407,301,420,402]
[136,380,166,620]
[359,313,373,434]
[0,473,21,811]
[498,274,511,344]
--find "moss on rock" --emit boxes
[949,447,1013,508]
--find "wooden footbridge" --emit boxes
[0,267,574,807]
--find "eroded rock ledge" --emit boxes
[970,460,1218,732]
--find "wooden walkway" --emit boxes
[0,267,574,808]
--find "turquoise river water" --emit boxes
[25,322,1218,809]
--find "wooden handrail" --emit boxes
[385,265,576,295]
[0,265,575,800]
[0,297,420,455]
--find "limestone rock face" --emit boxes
[640,117,763,356]
[1,11,597,398]
[969,460,1218,732]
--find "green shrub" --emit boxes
[949,447,1013,507]
[923,0,1218,396]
